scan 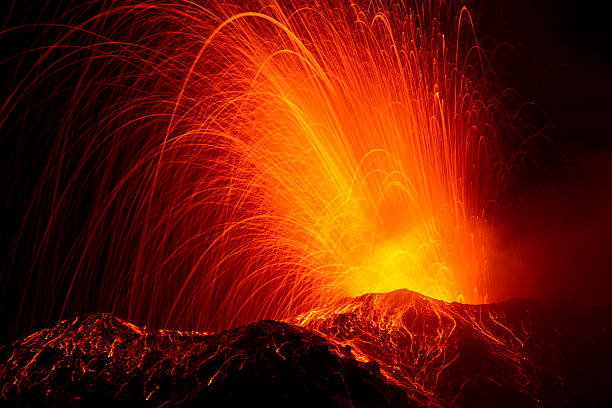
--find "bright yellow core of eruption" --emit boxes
[189,2,493,315]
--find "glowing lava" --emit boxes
[177,0,499,310]
[3,0,511,334]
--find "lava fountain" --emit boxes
[3,0,515,335]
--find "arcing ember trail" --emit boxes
[5,0,503,333]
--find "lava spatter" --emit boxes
[2,0,511,336]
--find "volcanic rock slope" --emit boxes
[1,290,611,406]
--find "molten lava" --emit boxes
[3,0,512,336]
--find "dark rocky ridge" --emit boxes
[0,313,412,406]
[1,290,611,406]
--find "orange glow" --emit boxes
[180,0,496,310]
[5,0,507,332]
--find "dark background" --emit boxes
[475,0,612,304]
[2,0,612,343]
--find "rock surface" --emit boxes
[1,290,611,406]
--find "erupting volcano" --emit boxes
[1,0,611,406]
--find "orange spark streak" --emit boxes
[3,0,512,333]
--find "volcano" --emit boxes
[3,0,612,406]
[2,290,611,406]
